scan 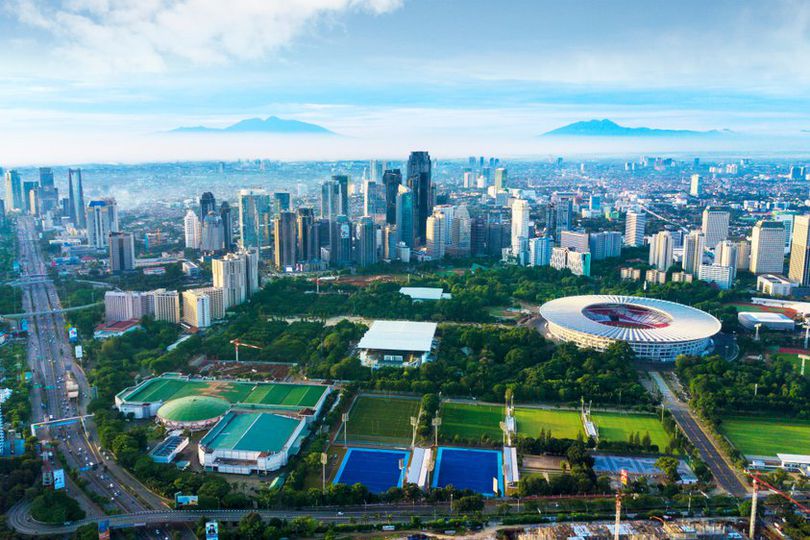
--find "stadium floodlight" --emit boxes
[431,416,442,447]
[321,452,327,492]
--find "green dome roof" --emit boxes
[157,395,230,423]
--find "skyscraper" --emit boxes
[624,210,646,247]
[363,181,385,218]
[406,151,432,245]
[450,205,471,257]
[37,167,58,215]
[529,236,552,266]
[750,220,786,274]
[332,175,350,217]
[86,198,119,249]
[355,216,377,267]
[395,185,414,248]
[184,209,201,250]
[588,231,623,260]
[682,231,706,275]
[238,189,272,251]
[494,168,507,190]
[274,192,291,213]
[649,231,674,271]
[701,207,730,249]
[200,192,216,219]
[689,174,702,197]
[220,201,234,251]
[426,210,445,259]
[331,215,353,267]
[273,211,297,270]
[510,198,530,256]
[4,170,23,212]
[382,169,402,225]
[715,240,738,269]
[38,167,54,188]
[320,180,341,219]
[68,168,86,228]
[296,207,318,263]
[788,215,810,286]
[200,211,225,252]
[108,231,135,273]
[547,194,573,241]
[213,252,247,308]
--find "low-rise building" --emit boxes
[737,311,795,331]
[756,274,795,297]
[358,320,437,368]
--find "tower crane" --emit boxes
[747,471,809,539]
[229,339,262,362]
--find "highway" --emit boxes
[13,217,174,539]
[650,371,748,497]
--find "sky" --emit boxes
[1,0,810,165]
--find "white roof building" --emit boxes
[399,287,452,301]
[357,320,438,368]
[737,311,795,331]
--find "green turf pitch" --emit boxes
[514,408,582,440]
[440,403,583,441]
[346,396,421,445]
[590,412,671,450]
[720,416,810,457]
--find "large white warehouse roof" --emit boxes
[357,320,437,353]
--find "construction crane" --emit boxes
[229,339,262,362]
[748,472,809,539]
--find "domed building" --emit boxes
[156,395,230,430]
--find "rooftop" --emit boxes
[738,312,794,323]
[399,287,451,301]
[201,411,302,454]
[357,320,437,352]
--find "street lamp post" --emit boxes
[342,412,349,447]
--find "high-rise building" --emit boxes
[23,181,38,215]
[363,181,385,219]
[701,207,730,249]
[383,224,398,260]
[395,185,414,248]
[560,230,590,253]
[108,232,135,273]
[624,210,646,247]
[86,199,119,249]
[36,169,58,215]
[213,252,248,308]
[511,199,530,256]
[149,289,180,324]
[355,216,377,267]
[296,207,318,263]
[547,196,573,241]
[320,180,340,219]
[750,220,786,274]
[689,174,702,197]
[736,240,751,271]
[788,215,810,286]
[4,170,23,212]
[494,168,507,190]
[184,209,202,250]
[449,205,471,257]
[426,210,446,260]
[550,247,591,276]
[529,236,552,266]
[238,189,272,251]
[649,231,674,271]
[181,289,212,329]
[332,175,350,217]
[382,169,402,225]
[200,211,225,252]
[774,212,797,250]
[273,211,297,270]
[104,290,147,323]
[274,192,291,213]
[589,231,623,260]
[68,168,86,228]
[682,231,706,275]
[220,201,234,251]
[698,264,734,290]
[406,151,432,245]
[38,167,54,188]
[331,215,353,267]
[715,240,738,277]
[200,192,216,219]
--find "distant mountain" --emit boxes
[170,116,336,135]
[543,119,725,137]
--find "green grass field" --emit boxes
[122,376,326,409]
[440,403,583,442]
[591,412,671,451]
[772,353,809,377]
[345,396,421,445]
[720,416,810,456]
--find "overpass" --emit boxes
[0,301,103,320]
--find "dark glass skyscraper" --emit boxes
[200,192,216,219]
[220,201,233,251]
[274,211,297,270]
[274,192,291,213]
[68,168,85,227]
[296,207,317,262]
[406,151,432,245]
[355,216,377,267]
[382,169,402,225]
[395,185,414,248]
[332,175,349,217]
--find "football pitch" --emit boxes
[440,403,583,441]
[590,412,671,451]
[121,376,326,409]
[345,395,421,445]
[720,416,810,457]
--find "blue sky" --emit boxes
[1,0,809,164]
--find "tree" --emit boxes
[655,456,681,484]
[238,512,265,540]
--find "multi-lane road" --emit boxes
[13,217,174,538]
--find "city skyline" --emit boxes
[2,0,810,164]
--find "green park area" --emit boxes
[720,416,810,457]
[345,395,421,445]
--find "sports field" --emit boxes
[720,416,810,457]
[200,411,302,453]
[772,353,809,377]
[121,375,326,409]
[345,396,421,445]
[591,412,671,451]
[440,403,583,441]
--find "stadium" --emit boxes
[539,295,721,361]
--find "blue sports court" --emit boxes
[333,448,409,494]
[431,447,504,496]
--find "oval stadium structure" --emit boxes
[539,295,721,361]
[156,395,230,430]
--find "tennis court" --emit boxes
[333,448,409,493]
[431,447,503,496]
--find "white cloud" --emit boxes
[11,0,403,73]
